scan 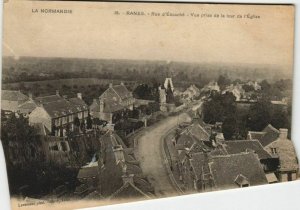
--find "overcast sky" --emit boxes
[3,1,295,75]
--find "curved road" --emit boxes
[135,113,192,197]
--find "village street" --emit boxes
[135,112,192,197]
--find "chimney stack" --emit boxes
[99,98,104,113]
[121,174,134,185]
[56,90,60,96]
[279,128,288,140]
[109,83,113,88]
[77,93,82,99]
[121,81,124,86]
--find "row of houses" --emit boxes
[170,120,298,193]
[1,82,136,137]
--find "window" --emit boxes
[271,147,277,154]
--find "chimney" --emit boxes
[112,145,125,164]
[121,173,134,185]
[109,83,113,88]
[56,90,60,96]
[120,81,124,86]
[99,98,104,113]
[93,98,97,104]
[28,93,33,100]
[279,128,288,140]
[77,93,82,99]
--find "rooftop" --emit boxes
[1,90,29,101]
[210,152,268,190]
[224,140,272,160]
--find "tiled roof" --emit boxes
[68,97,88,110]
[34,95,62,104]
[42,99,80,118]
[210,152,268,190]
[265,139,299,172]
[1,90,29,101]
[224,140,272,160]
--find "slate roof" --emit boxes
[96,84,134,113]
[224,140,272,160]
[248,124,280,147]
[1,90,29,101]
[18,100,37,114]
[102,99,125,113]
[177,121,210,148]
[210,152,268,190]
[265,138,299,172]
[177,133,195,149]
[111,85,132,100]
[187,122,210,141]
[248,131,265,141]
[261,124,280,146]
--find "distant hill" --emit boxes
[2,56,292,84]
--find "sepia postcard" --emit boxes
[1,1,299,210]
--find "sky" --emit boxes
[3,1,295,75]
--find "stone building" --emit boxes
[29,92,88,137]
[89,82,135,124]
[1,90,29,114]
[264,128,299,182]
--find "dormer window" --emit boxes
[235,174,250,188]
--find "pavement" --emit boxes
[135,112,192,197]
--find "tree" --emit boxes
[222,116,237,140]
[242,84,255,92]
[217,75,231,90]
[246,99,272,131]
